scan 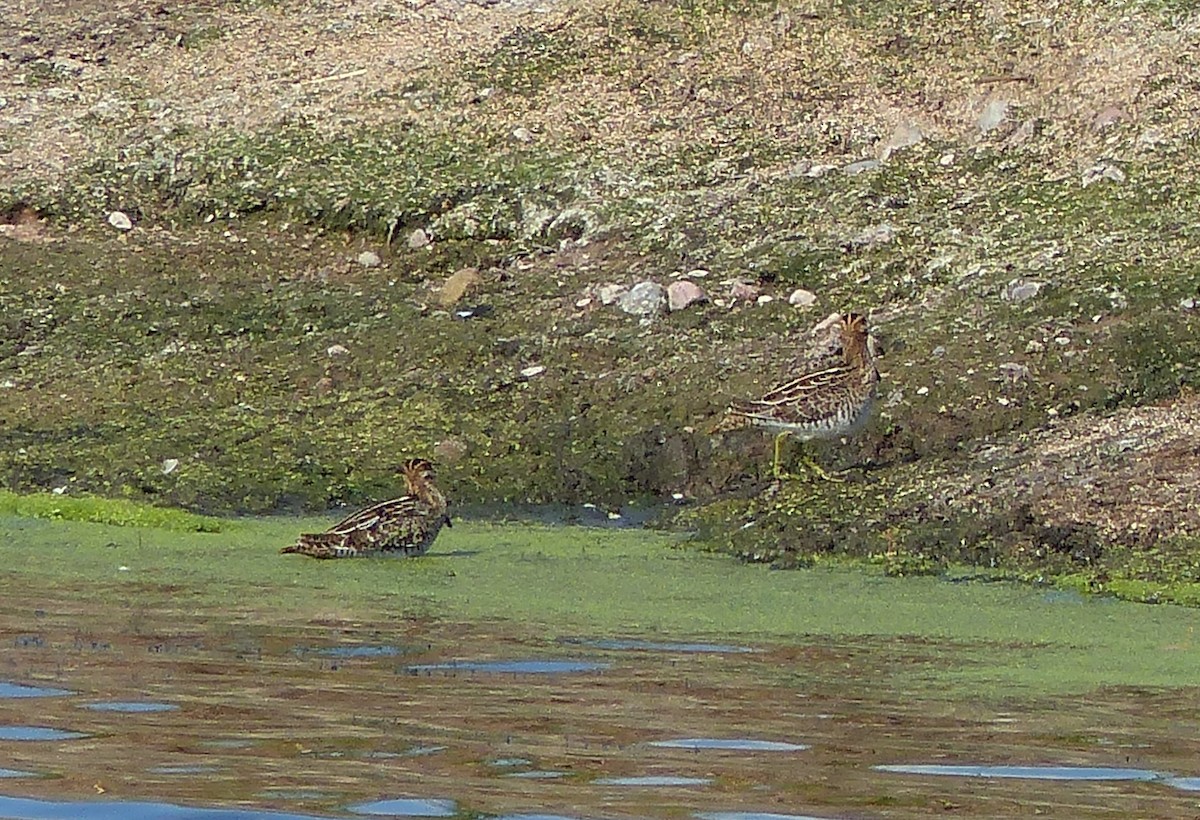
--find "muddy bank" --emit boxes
[3,0,1200,594]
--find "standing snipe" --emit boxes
[715,312,879,480]
[281,458,451,559]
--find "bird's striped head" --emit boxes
[840,312,869,336]
[839,312,871,363]
[401,458,437,484]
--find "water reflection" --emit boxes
[405,660,608,675]
[0,727,87,741]
[875,763,1163,781]
[0,794,338,820]
[0,682,73,699]
[348,797,457,816]
[83,701,178,713]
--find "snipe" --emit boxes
[281,458,451,558]
[715,312,879,480]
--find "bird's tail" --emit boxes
[280,533,361,559]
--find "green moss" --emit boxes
[0,490,224,532]
[34,125,576,243]
[470,26,585,94]
[7,514,1200,691]
[179,25,227,49]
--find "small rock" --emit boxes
[1180,297,1197,310]
[356,250,382,267]
[407,228,430,249]
[847,223,895,249]
[520,365,546,378]
[0,380,14,388]
[437,267,481,307]
[433,438,468,464]
[667,280,707,312]
[326,344,350,357]
[932,346,947,358]
[685,268,710,279]
[879,121,923,160]
[1055,336,1071,346]
[1007,118,1039,146]
[1092,106,1127,131]
[841,159,881,176]
[811,312,842,335]
[51,486,67,495]
[575,297,593,309]
[805,163,837,178]
[453,304,493,320]
[52,57,85,76]
[512,126,534,143]
[618,282,667,316]
[107,211,133,231]
[729,281,759,303]
[977,99,1009,133]
[1082,163,1126,187]
[916,386,930,396]
[1137,128,1165,150]
[740,32,773,56]
[787,288,817,308]
[597,283,627,305]
[938,152,955,166]
[756,294,774,306]
[998,362,1030,382]
[1003,279,1043,303]
[161,458,180,475]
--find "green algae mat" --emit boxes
[3,512,1200,819]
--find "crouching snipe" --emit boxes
[281,458,450,559]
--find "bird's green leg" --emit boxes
[799,451,842,483]
[772,432,789,480]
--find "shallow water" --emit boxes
[347,797,456,816]
[0,683,73,699]
[149,765,223,776]
[0,794,341,819]
[5,521,1200,819]
[874,763,1164,781]
[0,770,38,779]
[295,645,412,659]
[503,771,570,780]
[82,701,178,713]
[0,727,87,741]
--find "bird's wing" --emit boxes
[728,365,852,422]
[325,495,430,535]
